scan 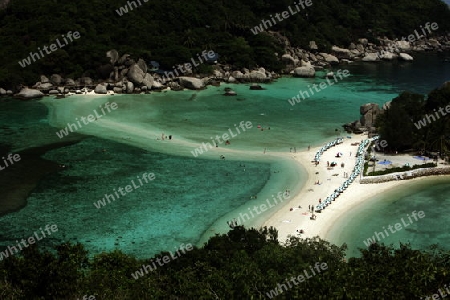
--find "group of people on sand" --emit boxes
[159,133,172,140]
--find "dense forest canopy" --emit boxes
[0,0,449,87]
[1,226,450,299]
[377,82,450,155]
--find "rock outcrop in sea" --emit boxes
[343,103,387,135]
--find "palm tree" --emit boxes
[182,29,197,49]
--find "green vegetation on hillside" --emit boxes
[377,82,450,158]
[0,226,449,299]
[0,0,449,88]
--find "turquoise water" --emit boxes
[0,52,449,258]
[327,177,450,257]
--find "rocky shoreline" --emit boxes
[2,34,449,99]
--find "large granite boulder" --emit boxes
[126,81,134,94]
[399,53,414,61]
[309,41,318,50]
[50,74,62,85]
[379,51,396,60]
[137,58,147,74]
[360,103,381,127]
[40,75,50,83]
[14,88,44,100]
[94,83,108,94]
[179,77,205,90]
[282,54,296,65]
[428,39,441,47]
[127,64,145,84]
[362,53,379,62]
[249,70,266,79]
[293,66,315,77]
[0,88,6,95]
[331,46,353,60]
[65,78,76,86]
[118,54,131,65]
[152,80,164,89]
[227,76,237,83]
[358,38,368,46]
[395,40,411,51]
[231,71,244,78]
[141,73,154,89]
[320,53,339,64]
[39,82,54,90]
[106,49,119,65]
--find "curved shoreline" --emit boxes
[262,135,450,245]
[39,93,450,253]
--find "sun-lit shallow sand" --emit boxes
[43,95,450,248]
[263,135,449,244]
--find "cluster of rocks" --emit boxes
[279,35,450,77]
[342,102,391,134]
[99,50,278,92]
[6,49,283,99]
[211,66,277,83]
[0,88,13,97]
[360,167,450,184]
[7,75,99,99]
[3,34,449,99]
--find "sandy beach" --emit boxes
[42,94,450,251]
[263,134,449,244]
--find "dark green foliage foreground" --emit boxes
[0,226,449,299]
[1,0,449,88]
[377,82,450,156]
